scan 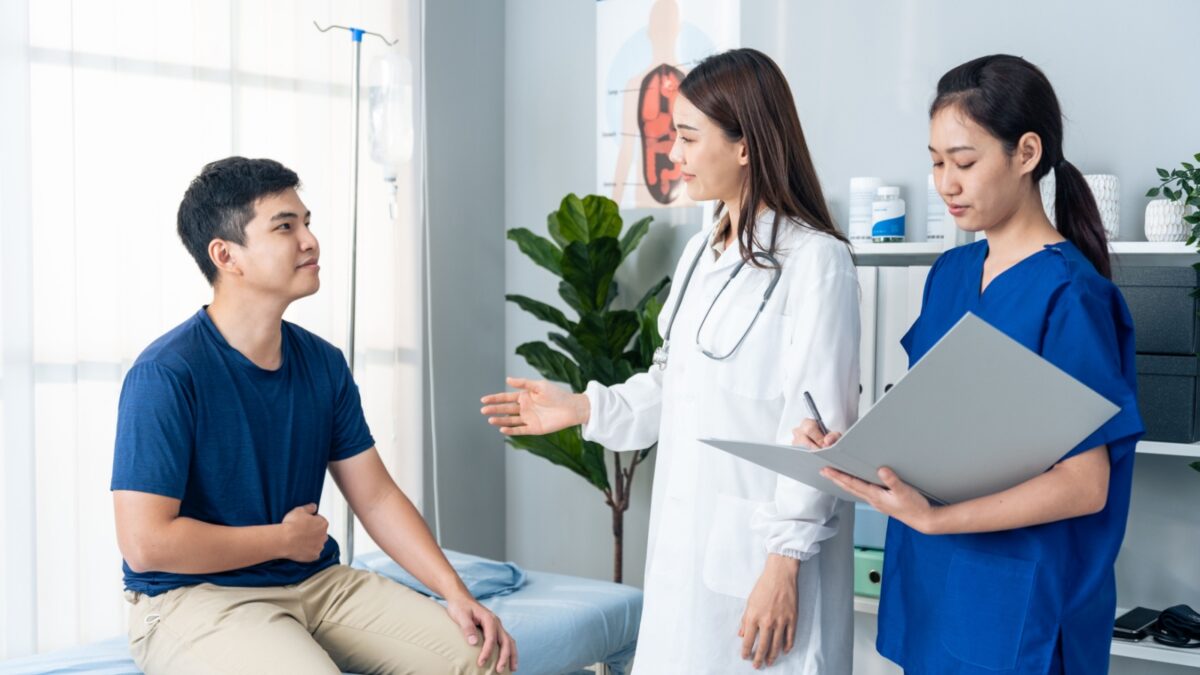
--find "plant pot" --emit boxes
[1144,199,1189,242]
[1085,174,1120,240]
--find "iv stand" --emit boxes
[313,21,397,566]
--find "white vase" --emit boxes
[1085,174,1120,240]
[1039,171,1056,228]
[1144,199,1189,242]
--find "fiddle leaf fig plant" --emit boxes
[506,193,668,583]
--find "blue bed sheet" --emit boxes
[0,551,641,675]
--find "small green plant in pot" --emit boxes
[1145,154,1200,247]
[505,193,668,583]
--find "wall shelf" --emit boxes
[852,240,1199,268]
[1135,441,1200,459]
[851,241,946,267]
[854,596,1200,667]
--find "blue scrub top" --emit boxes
[876,240,1144,674]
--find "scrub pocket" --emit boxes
[711,306,787,400]
[702,493,769,599]
[940,549,1036,670]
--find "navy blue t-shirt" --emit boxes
[111,308,374,596]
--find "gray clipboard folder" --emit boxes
[702,313,1120,505]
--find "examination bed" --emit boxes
[0,550,641,675]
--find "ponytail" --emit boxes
[1054,159,1110,278]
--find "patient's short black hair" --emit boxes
[177,157,300,285]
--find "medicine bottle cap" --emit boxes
[876,186,900,199]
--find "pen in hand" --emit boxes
[803,391,831,438]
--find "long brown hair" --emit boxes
[679,48,846,264]
[931,55,1111,278]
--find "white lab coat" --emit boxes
[583,211,860,674]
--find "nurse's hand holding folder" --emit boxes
[805,424,1111,535]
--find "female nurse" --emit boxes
[482,49,860,673]
[805,54,1144,674]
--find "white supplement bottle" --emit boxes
[871,186,905,243]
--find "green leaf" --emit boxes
[574,311,640,358]
[637,296,665,366]
[507,428,608,491]
[515,341,584,391]
[580,440,611,490]
[1194,153,1200,163]
[1173,169,1188,179]
[1158,167,1171,179]
[635,275,671,313]
[1191,460,1200,474]
[582,194,622,241]
[507,228,562,276]
[1184,162,1196,172]
[619,216,653,262]
[554,194,590,244]
[547,332,590,366]
[603,279,620,311]
[1146,187,1161,198]
[581,354,636,387]
[546,212,568,248]
[558,281,584,314]
[1184,213,1200,225]
[506,294,574,332]
[561,239,622,311]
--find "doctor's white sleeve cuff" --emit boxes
[579,376,662,451]
[751,498,840,562]
[581,382,603,442]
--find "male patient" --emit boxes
[111,157,515,675]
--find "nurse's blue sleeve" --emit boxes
[1041,280,1144,463]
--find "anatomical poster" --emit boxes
[597,0,739,209]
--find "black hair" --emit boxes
[176,156,301,285]
[931,54,1110,278]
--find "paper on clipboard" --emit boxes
[702,313,1120,505]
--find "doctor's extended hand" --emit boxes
[739,553,800,669]
[480,377,590,436]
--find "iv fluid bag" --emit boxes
[368,52,414,179]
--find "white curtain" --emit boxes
[0,0,425,658]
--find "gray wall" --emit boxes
[423,0,506,558]
[742,0,1200,243]
[500,1,1200,672]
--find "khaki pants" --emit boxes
[126,564,498,675]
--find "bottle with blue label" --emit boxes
[871,186,906,243]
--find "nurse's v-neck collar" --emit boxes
[975,239,1069,299]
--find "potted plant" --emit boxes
[1144,154,1200,244]
[505,193,669,583]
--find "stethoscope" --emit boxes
[652,242,782,370]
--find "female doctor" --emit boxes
[482,48,859,673]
